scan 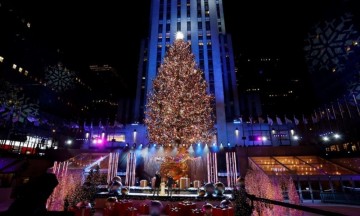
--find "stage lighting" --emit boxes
[290,129,294,135]
[198,143,201,146]
[85,133,89,138]
[334,133,340,139]
[293,135,299,140]
[66,139,72,145]
[322,136,329,142]
[227,142,230,146]
[262,136,267,141]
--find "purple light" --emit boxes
[257,137,262,141]
[92,138,104,145]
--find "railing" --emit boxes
[246,193,347,216]
[320,192,360,205]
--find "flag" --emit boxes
[293,116,299,125]
[114,120,123,128]
[314,110,319,121]
[285,116,293,124]
[258,116,265,124]
[311,115,318,124]
[267,116,274,125]
[276,116,283,125]
[0,104,5,113]
[302,115,308,124]
[318,108,325,119]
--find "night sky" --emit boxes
[7,0,360,100]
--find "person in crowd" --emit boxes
[108,176,122,189]
[149,200,163,216]
[108,180,122,196]
[153,171,161,196]
[220,198,233,208]
[202,203,213,216]
[167,174,174,197]
[6,173,58,216]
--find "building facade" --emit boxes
[133,0,240,144]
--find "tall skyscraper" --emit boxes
[134,0,240,144]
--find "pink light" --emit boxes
[257,137,262,141]
[97,139,103,144]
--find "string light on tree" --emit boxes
[145,36,215,147]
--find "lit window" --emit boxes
[18,67,23,72]
[27,22,31,28]
[142,77,146,80]
[12,64,17,69]
[0,56,4,62]
[24,70,28,76]
[141,85,145,89]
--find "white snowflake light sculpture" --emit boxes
[304,13,359,73]
[45,63,76,92]
[0,82,39,123]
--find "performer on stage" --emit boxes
[167,174,174,197]
[153,171,161,196]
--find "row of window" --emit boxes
[160,0,217,21]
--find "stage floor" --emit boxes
[127,191,233,199]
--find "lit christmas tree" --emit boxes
[145,32,214,147]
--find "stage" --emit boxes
[94,186,234,209]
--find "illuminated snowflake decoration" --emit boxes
[0,82,39,123]
[45,63,76,92]
[348,77,360,102]
[304,13,359,73]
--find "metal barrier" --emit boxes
[320,192,360,205]
[246,193,347,216]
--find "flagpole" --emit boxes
[331,102,340,132]
[325,105,333,132]
[337,99,344,119]
[352,93,360,117]
[344,95,352,118]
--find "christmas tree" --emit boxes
[145,33,214,146]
